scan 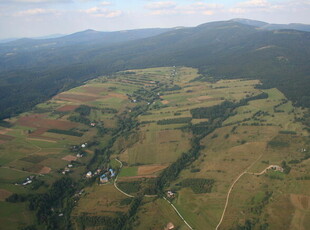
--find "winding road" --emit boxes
[215,162,279,230]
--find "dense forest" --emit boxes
[0,20,309,120]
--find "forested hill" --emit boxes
[0,20,309,120]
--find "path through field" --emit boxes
[215,162,276,230]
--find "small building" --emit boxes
[269,165,284,172]
[165,222,175,230]
[100,174,108,183]
[167,191,175,198]
[86,171,92,178]
[90,122,96,127]
[109,168,115,177]
[62,168,70,175]
[76,153,83,158]
[22,180,32,186]
[68,164,73,168]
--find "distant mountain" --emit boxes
[0,34,65,44]
[0,38,19,44]
[33,34,65,40]
[231,18,310,32]
[0,28,173,52]
[230,18,268,27]
[0,19,309,120]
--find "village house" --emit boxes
[167,190,175,198]
[100,174,108,183]
[62,168,70,175]
[86,171,92,178]
[164,222,175,230]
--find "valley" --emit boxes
[0,67,309,230]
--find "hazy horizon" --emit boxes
[0,0,309,40]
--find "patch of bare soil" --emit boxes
[62,155,77,161]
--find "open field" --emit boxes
[72,184,130,217]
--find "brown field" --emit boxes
[0,189,12,201]
[0,134,15,141]
[39,166,51,174]
[138,164,168,176]
[29,128,48,137]
[17,114,77,129]
[107,93,128,99]
[82,86,108,94]
[56,105,79,112]
[0,128,12,135]
[289,194,310,230]
[27,164,44,173]
[290,194,309,210]
[162,100,169,105]
[27,137,57,143]
[62,155,77,161]
[55,93,100,102]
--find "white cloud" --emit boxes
[145,1,176,10]
[228,0,283,14]
[14,8,59,16]
[145,1,222,16]
[100,1,110,6]
[238,0,270,8]
[81,7,121,17]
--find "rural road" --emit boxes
[114,158,193,229]
[215,154,268,230]
[113,158,134,198]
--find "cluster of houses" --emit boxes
[86,168,116,183]
[62,164,73,175]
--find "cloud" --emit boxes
[228,0,282,14]
[14,8,59,16]
[145,1,222,16]
[145,1,176,10]
[81,7,121,17]
[238,0,270,8]
[100,1,111,6]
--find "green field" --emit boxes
[119,167,138,177]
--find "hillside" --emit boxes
[0,20,309,121]
[0,67,309,230]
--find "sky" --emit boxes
[0,0,309,39]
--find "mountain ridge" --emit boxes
[0,19,309,120]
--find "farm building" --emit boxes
[86,171,92,178]
[269,165,284,172]
[100,174,108,183]
[167,190,175,198]
[164,222,175,230]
